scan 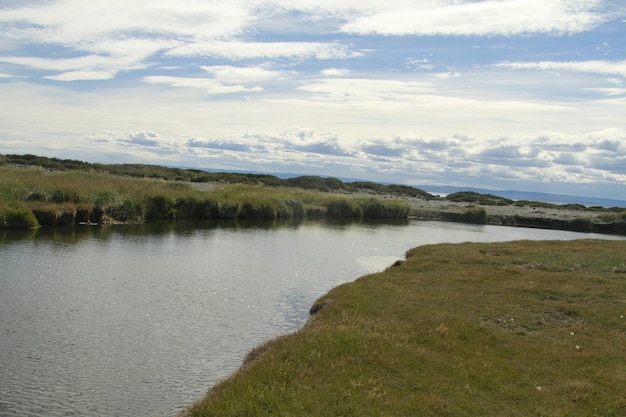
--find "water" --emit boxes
[1,219,624,416]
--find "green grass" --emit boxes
[0,166,409,228]
[182,240,626,417]
[0,204,39,228]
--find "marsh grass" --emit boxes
[0,166,409,228]
[183,240,626,417]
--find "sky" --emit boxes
[1,0,625,200]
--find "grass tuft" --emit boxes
[0,204,39,228]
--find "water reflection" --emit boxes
[1,220,624,417]
[1,217,411,245]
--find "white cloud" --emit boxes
[143,75,263,94]
[0,38,178,79]
[432,72,462,79]
[167,40,361,60]
[201,65,292,84]
[381,129,626,185]
[118,131,162,147]
[341,0,606,36]
[585,87,626,96]
[2,78,625,194]
[90,125,626,188]
[298,78,435,101]
[45,71,115,81]
[321,68,350,76]
[0,1,251,44]
[496,59,626,77]
[78,38,181,61]
[407,58,435,70]
[0,55,118,72]
[0,2,359,81]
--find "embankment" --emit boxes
[408,197,626,235]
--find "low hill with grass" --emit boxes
[182,239,626,417]
[0,164,410,229]
[0,153,435,198]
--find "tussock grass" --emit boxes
[460,206,488,224]
[183,240,626,417]
[0,166,409,228]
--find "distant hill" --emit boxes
[419,185,626,209]
[0,153,436,200]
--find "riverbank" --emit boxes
[193,182,626,235]
[0,166,409,229]
[1,157,625,234]
[0,159,626,235]
[405,196,626,235]
[181,239,626,416]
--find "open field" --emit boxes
[182,239,626,417]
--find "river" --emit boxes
[1,219,624,416]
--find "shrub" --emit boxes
[105,200,142,223]
[460,206,488,224]
[23,190,47,201]
[304,205,326,218]
[325,199,361,217]
[360,198,410,219]
[145,195,175,220]
[0,206,39,229]
[50,190,80,204]
[172,197,203,219]
[281,199,305,217]
[214,202,239,219]
[236,202,278,219]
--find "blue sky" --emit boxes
[1,1,625,199]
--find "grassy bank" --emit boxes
[0,166,409,228]
[3,155,625,234]
[183,239,626,417]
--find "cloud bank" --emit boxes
[1,1,625,200]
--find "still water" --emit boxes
[1,219,624,416]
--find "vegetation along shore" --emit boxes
[181,239,626,417]
[0,155,409,229]
[1,154,625,234]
